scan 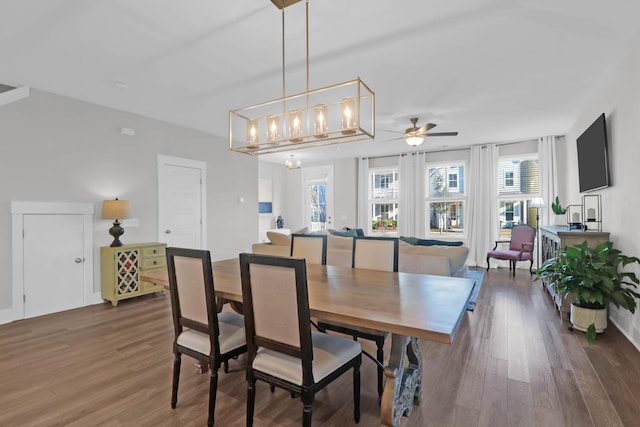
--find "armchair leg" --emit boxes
[486,257,490,272]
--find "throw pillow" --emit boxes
[328,229,358,237]
[416,239,464,246]
[267,231,292,246]
[345,227,365,237]
[399,236,420,245]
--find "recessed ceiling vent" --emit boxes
[0,84,30,107]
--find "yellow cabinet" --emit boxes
[101,243,167,306]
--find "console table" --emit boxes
[101,242,167,306]
[539,226,610,319]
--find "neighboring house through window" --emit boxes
[426,162,466,237]
[497,155,540,238]
[369,168,399,234]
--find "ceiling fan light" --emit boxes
[406,135,424,146]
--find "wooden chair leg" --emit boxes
[247,377,256,427]
[376,338,384,398]
[208,368,218,427]
[354,360,361,423]
[486,256,490,271]
[171,353,181,409]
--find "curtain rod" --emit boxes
[361,136,561,160]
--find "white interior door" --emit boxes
[158,155,207,248]
[303,165,334,231]
[23,214,85,318]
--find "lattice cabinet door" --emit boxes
[101,243,166,306]
[115,249,140,296]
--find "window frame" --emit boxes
[368,166,399,235]
[497,153,540,237]
[425,160,467,238]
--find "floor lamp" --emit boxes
[530,197,546,271]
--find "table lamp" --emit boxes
[530,197,546,271]
[102,198,130,247]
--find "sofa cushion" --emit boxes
[399,236,420,245]
[266,231,292,246]
[416,239,464,247]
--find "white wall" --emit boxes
[0,89,258,313]
[270,158,358,232]
[561,32,640,349]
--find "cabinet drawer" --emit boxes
[142,256,165,270]
[142,280,164,292]
[142,246,165,258]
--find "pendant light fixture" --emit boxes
[229,0,375,155]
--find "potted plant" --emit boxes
[537,240,640,343]
[551,196,567,225]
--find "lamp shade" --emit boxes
[530,197,546,209]
[405,135,424,147]
[102,199,130,220]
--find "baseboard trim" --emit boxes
[609,316,640,352]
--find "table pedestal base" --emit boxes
[380,335,422,427]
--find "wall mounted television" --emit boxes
[577,113,610,193]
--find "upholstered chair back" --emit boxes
[352,236,399,272]
[290,234,327,265]
[510,225,536,253]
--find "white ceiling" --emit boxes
[2,0,639,165]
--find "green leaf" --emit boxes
[586,323,597,344]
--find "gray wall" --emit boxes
[0,89,258,311]
[561,31,640,349]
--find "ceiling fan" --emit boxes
[385,117,459,147]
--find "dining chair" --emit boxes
[290,233,327,265]
[239,253,362,427]
[318,236,399,398]
[486,223,536,277]
[166,247,247,427]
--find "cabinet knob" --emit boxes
[75,258,83,263]
[165,229,172,234]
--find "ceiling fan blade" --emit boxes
[419,123,437,133]
[424,131,459,137]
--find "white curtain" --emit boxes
[413,152,426,237]
[357,157,370,235]
[397,152,426,237]
[538,136,558,226]
[466,144,498,267]
[398,154,414,237]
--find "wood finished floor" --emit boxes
[1,267,639,427]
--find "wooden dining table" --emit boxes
[141,257,474,427]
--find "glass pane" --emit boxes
[428,201,464,236]
[309,184,327,231]
[371,203,398,233]
[498,159,539,195]
[498,199,536,239]
[371,170,399,199]
[428,165,465,198]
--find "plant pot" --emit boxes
[553,214,566,226]
[570,303,607,333]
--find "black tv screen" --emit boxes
[577,113,610,193]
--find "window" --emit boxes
[369,168,398,234]
[497,156,539,238]
[426,162,466,236]
[504,171,514,187]
[448,172,458,189]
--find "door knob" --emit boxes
[74,258,83,263]
[165,229,172,234]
